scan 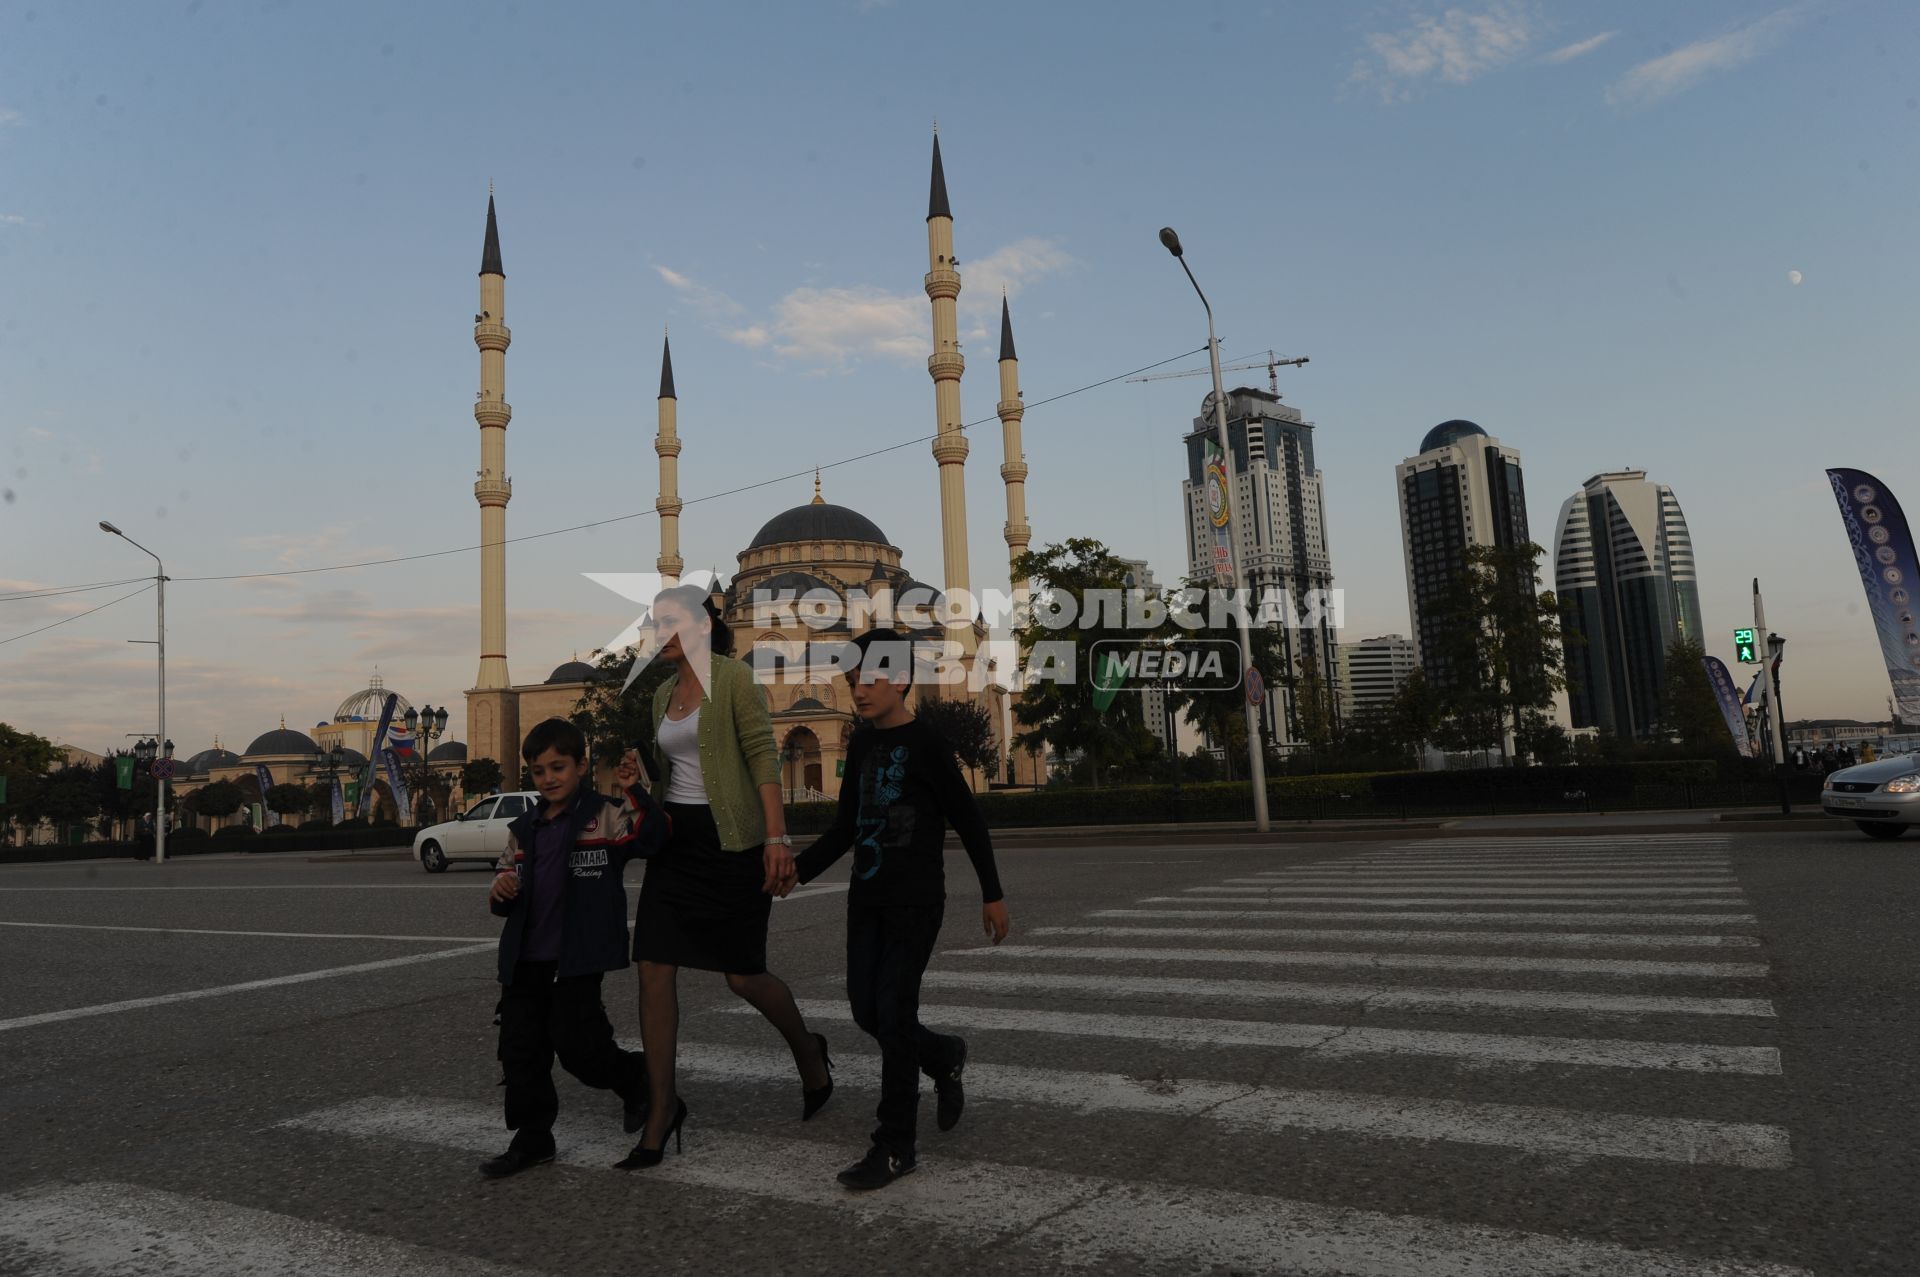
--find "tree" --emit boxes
[0,723,61,842]
[38,766,101,839]
[462,757,505,797]
[572,647,676,774]
[194,779,245,822]
[1425,543,1566,762]
[1291,640,1338,754]
[265,783,310,824]
[1161,578,1289,784]
[1009,539,1162,787]
[1659,636,1733,755]
[915,694,998,788]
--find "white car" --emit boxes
[413,792,540,872]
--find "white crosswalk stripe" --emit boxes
[280,1098,1809,1275]
[1095,907,1761,925]
[1033,924,1762,949]
[946,943,1768,978]
[1187,884,1746,895]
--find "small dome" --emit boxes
[1420,419,1488,454]
[545,660,597,685]
[748,503,890,550]
[338,748,368,769]
[184,747,241,776]
[785,696,828,713]
[244,728,321,758]
[428,740,468,763]
[336,685,413,723]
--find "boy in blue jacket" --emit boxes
[481,717,668,1178]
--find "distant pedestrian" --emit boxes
[792,630,1011,1191]
[480,717,668,1179]
[134,814,154,861]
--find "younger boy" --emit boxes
[482,717,668,1178]
[793,631,1011,1190]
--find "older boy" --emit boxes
[481,718,667,1178]
[793,631,1010,1190]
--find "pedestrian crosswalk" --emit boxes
[10,831,1812,1275]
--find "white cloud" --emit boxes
[1606,5,1811,108]
[0,108,21,128]
[1543,30,1617,64]
[660,239,1070,370]
[1355,4,1535,100]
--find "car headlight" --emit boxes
[1823,776,1835,791]
[1884,773,1920,793]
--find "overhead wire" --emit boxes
[0,581,155,647]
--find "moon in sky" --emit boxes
[1788,269,1804,285]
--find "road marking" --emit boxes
[1228,876,1740,887]
[1188,885,1745,897]
[921,969,1777,1019]
[1325,860,1735,870]
[0,1181,524,1276]
[1098,908,1761,926]
[1032,925,1760,949]
[284,1097,1809,1274]
[946,944,1768,979]
[670,1042,1791,1168]
[0,920,496,943]
[778,1000,1783,1075]
[1156,895,1748,907]
[0,943,494,1035]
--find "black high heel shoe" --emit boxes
[614,1098,687,1169]
[802,1032,834,1121]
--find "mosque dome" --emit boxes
[785,696,829,713]
[428,740,468,763]
[754,570,843,598]
[244,728,321,758]
[748,503,890,551]
[335,675,412,724]
[1420,419,1488,454]
[184,747,241,776]
[545,660,597,685]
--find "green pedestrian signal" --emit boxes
[1733,628,1758,664]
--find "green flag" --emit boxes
[344,779,361,810]
[115,756,135,790]
[1091,650,1126,713]
[0,774,7,804]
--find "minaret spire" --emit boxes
[924,127,972,647]
[654,328,684,584]
[480,194,504,277]
[997,294,1032,613]
[472,191,513,698]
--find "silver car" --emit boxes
[412,791,539,872]
[1821,755,1920,839]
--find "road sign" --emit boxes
[1733,628,1758,664]
[1245,666,1265,708]
[151,758,175,779]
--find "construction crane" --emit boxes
[1128,349,1309,396]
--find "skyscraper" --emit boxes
[1554,471,1704,739]
[1337,635,1419,721]
[1181,386,1338,747]
[1395,420,1530,687]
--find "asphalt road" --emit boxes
[2,823,1917,1275]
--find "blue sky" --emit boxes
[4,0,1916,755]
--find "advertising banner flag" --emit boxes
[254,763,277,826]
[115,756,135,790]
[1701,656,1753,758]
[358,694,399,817]
[330,777,345,825]
[1203,439,1235,587]
[1828,468,1920,721]
[343,779,360,813]
[382,748,412,825]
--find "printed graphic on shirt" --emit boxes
[853,745,910,881]
[570,846,608,877]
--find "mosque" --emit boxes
[463,133,1040,792]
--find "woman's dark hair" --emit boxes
[521,717,587,764]
[652,583,733,656]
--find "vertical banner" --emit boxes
[1827,468,1920,722]
[382,749,413,825]
[115,756,135,790]
[343,779,361,814]
[330,777,345,825]
[1701,656,1753,758]
[357,694,399,818]
[1203,439,1235,587]
[254,763,277,826]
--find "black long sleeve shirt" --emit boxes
[794,719,1003,907]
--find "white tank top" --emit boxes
[657,706,708,805]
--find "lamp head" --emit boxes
[403,707,419,731]
[1158,227,1184,258]
[163,739,174,758]
[435,706,449,732]
[99,521,122,536]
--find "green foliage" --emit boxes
[194,779,245,820]
[915,694,999,785]
[1659,636,1735,755]
[265,783,310,819]
[0,723,63,838]
[572,648,675,769]
[461,757,505,796]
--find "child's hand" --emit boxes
[615,749,641,789]
[982,899,1010,945]
[489,872,520,905]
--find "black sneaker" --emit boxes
[479,1141,555,1179]
[836,1145,916,1191]
[934,1037,967,1133]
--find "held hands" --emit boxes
[762,841,798,897]
[614,749,641,790]
[489,871,520,905]
[982,899,1010,945]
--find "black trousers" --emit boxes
[845,899,959,1156]
[497,961,646,1149]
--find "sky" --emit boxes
[3,0,1917,757]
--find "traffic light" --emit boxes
[1733,628,1758,664]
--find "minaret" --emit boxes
[996,293,1032,614]
[473,192,512,690]
[924,128,972,632]
[466,190,519,770]
[655,331,684,585]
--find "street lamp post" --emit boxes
[101,521,168,863]
[403,704,451,822]
[1157,227,1270,832]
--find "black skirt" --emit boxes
[632,802,772,975]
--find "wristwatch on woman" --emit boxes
[766,834,793,847]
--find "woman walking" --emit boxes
[618,584,833,1169]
